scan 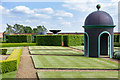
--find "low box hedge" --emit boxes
[6,35,32,43]
[0,49,21,73]
[63,35,84,46]
[1,43,36,47]
[36,35,63,46]
[0,49,7,55]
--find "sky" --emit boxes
[0,0,119,33]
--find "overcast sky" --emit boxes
[0,0,119,33]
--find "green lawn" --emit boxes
[70,46,84,51]
[70,46,120,52]
[0,71,17,78]
[114,47,120,51]
[32,55,118,69]
[2,47,23,54]
[30,50,83,56]
[29,46,70,50]
[37,71,118,78]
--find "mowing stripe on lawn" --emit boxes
[37,71,118,78]
[30,50,84,56]
[29,46,71,50]
[32,55,118,69]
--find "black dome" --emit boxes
[85,11,114,26]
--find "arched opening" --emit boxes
[84,32,89,57]
[98,31,111,58]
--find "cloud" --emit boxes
[57,17,63,20]
[0,5,10,15]
[32,13,51,19]
[10,6,34,14]
[54,10,73,18]
[34,8,54,14]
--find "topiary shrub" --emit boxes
[63,35,84,46]
[113,51,120,60]
[0,49,7,55]
[36,35,63,46]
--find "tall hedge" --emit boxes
[6,35,32,43]
[63,35,84,46]
[114,34,120,43]
[36,35,63,46]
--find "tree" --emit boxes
[13,24,25,33]
[37,25,47,33]
[23,26,33,33]
[33,28,39,33]
[5,24,14,33]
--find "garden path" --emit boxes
[16,47,37,79]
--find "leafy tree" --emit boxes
[5,24,14,33]
[33,28,39,33]
[23,26,33,33]
[37,25,47,33]
[13,24,25,33]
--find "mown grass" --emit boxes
[0,71,17,78]
[32,55,118,69]
[30,50,83,56]
[37,71,118,78]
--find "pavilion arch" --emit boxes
[98,31,111,58]
[84,32,89,57]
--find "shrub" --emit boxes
[0,49,21,73]
[114,42,120,47]
[113,51,120,60]
[0,49,7,55]
[27,35,32,43]
[63,35,84,46]
[1,43,36,47]
[32,35,37,43]
[36,35,63,46]
[6,35,32,43]
[114,34,120,43]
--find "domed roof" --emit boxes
[84,5,114,26]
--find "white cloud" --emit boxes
[0,5,10,15]
[10,6,34,14]
[34,8,54,14]
[57,17,63,20]
[32,13,51,19]
[54,10,73,18]
[61,21,71,25]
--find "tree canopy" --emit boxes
[4,24,47,34]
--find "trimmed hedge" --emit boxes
[114,42,120,47]
[63,35,84,46]
[36,35,63,46]
[32,35,37,43]
[114,34,120,43]
[1,43,36,47]
[0,49,7,55]
[113,51,120,60]
[6,35,32,43]
[0,49,21,73]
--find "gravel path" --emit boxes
[16,47,37,79]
